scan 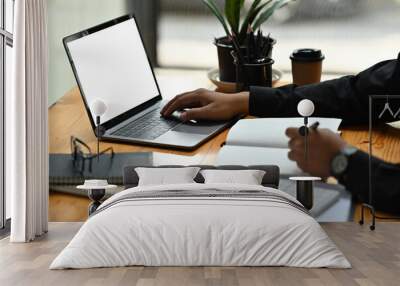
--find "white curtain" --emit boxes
[7,0,49,242]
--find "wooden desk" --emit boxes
[49,69,400,222]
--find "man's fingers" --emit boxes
[161,90,200,114]
[288,150,307,171]
[162,92,201,117]
[287,149,303,162]
[181,106,210,121]
[287,150,297,161]
[161,92,190,115]
[161,88,209,116]
[288,138,304,150]
[285,127,300,139]
[296,161,307,172]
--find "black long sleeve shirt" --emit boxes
[249,53,400,213]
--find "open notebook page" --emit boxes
[225,117,342,149]
[216,146,302,176]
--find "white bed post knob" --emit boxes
[297,99,315,123]
[91,99,107,124]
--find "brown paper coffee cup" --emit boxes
[290,49,325,86]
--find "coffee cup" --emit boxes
[290,49,325,86]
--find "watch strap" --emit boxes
[331,146,358,180]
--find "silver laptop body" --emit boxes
[63,14,233,151]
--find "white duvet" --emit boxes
[50,183,351,269]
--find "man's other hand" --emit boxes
[286,127,348,178]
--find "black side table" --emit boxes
[87,188,106,215]
[77,180,117,216]
[289,177,321,210]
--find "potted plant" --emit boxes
[232,30,275,90]
[203,0,293,83]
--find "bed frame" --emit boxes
[123,165,280,189]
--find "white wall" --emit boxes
[47,0,128,106]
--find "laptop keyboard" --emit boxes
[111,108,179,140]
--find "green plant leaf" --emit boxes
[238,0,273,43]
[252,0,293,31]
[202,0,231,36]
[225,0,244,35]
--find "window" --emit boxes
[158,0,400,74]
[0,0,13,232]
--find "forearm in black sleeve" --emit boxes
[249,56,400,125]
[339,150,400,213]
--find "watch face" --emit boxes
[343,147,358,157]
[332,155,348,175]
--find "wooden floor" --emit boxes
[1,222,399,286]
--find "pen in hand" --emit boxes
[299,121,320,136]
[310,121,320,131]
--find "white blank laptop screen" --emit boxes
[67,18,159,124]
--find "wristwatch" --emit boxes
[330,146,358,181]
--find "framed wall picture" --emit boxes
[362,94,400,230]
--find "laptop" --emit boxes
[63,14,234,151]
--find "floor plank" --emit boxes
[1,222,399,286]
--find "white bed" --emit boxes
[50,183,350,269]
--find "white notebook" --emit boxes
[216,117,342,176]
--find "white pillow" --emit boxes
[200,169,266,185]
[135,167,201,186]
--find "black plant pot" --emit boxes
[234,56,275,92]
[215,36,276,83]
